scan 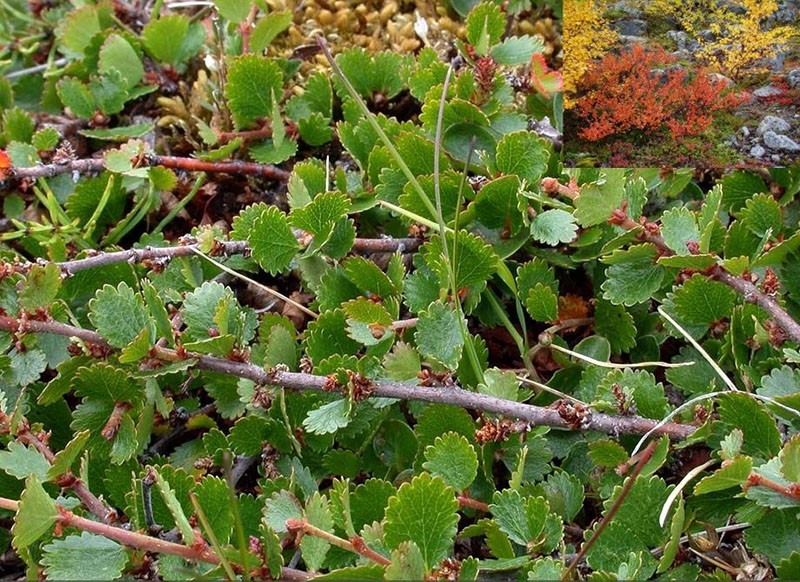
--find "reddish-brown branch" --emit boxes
[215,123,273,145]
[0,496,312,579]
[457,495,490,512]
[611,210,800,345]
[7,237,421,277]
[0,313,698,439]
[3,154,289,186]
[286,518,391,566]
[562,440,659,580]
[11,421,117,524]
[745,472,800,501]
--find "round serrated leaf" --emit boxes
[88,282,151,348]
[249,206,299,275]
[422,432,478,492]
[530,209,578,246]
[41,532,127,580]
[384,472,459,571]
[415,301,464,370]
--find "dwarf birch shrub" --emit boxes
[572,45,746,142]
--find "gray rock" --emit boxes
[763,131,800,152]
[739,126,750,138]
[608,1,643,17]
[666,30,699,52]
[613,19,647,36]
[757,116,791,136]
[697,29,716,42]
[619,35,648,44]
[771,1,798,23]
[788,69,800,89]
[753,84,785,98]
[708,73,734,88]
[749,145,766,158]
[772,154,782,163]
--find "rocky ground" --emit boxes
[581,0,800,166]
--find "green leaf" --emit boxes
[57,5,105,58]
[693,456,752,494]
[494,131,548,183]
[249,206,300,274]
[88,282,151,348]
[47,430,91,480]
[386,541,426,580]
[398,172,460,225]
[596,369,668,419]
[19,263,62,311]
[297,113,333,146]
[343,298,394,346]
[474,175,523,234]
[776,552,800,580]
[490,35,543,65]
[304,309,361,363]
[530,209,578,246]
[478,367,519,401]
[334,48,410,100]
[422,432,478,492]
[594,299,637,354]
[302,492,334,572]
[57,77,97,119]
[739,193,782,238]
[665,346,717,396]
[155,469,195,545]
[384,472,459,571]
[142,15,204,67]
[303,399,350,435]
[721,171,768,212]
[290,192,351,251]
[717,393,781,459]
[465,1,506,55]
[533,471,585,522]
[421,231,498,291]
[225,55,284,129]
[195,476,234,545]
[41,532,127,580]
[415,301,465,369]
[9,349,47,387]
[588,439,629,467]
[98,34,144,91]
[601,244,665,306]
[12,475,58,549]
[745,509,800,564]
[81,123,155,142]
[250,10,292,53]
[660,207,699,255]
[780,435,800,483]
[490,490,549,546]
[213,0,252,23]
[0,442,50,481]
[574,172,626,227]
[672,275,737,330]
[32,127,60,151]
[72,363,142,404]
[229,416,271,455]
[585,476,670,572]
[525,283,559,322]
[342,256,398,299]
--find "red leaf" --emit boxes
[530,54,562,99]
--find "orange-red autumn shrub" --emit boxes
[572,45,746,142]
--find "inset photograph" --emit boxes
[563,0,799,167]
